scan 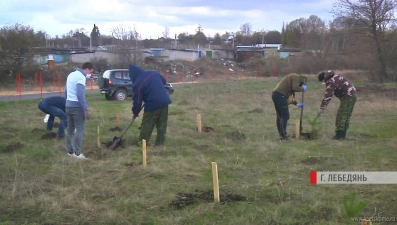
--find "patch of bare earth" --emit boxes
[169,190,247,209]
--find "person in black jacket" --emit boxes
[129,64,172,146]
[38,96,67,139]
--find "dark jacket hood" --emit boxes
[324,70,335,81]
[129,64,145,82]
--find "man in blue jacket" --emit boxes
[38,96,67,139]
[129,64,172,146]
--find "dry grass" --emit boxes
[0,72,396,224]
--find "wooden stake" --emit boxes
[211,162,220,203]
[97,125,100,148]
[295,120,300,140]
[116,113,120,127]
[197,114,202,133]
[142,139,147,168]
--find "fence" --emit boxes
[4,71,97,99]
[1,65,285,99]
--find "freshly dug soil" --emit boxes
[169,190,247,209]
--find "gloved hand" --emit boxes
[297,103,304,109]
[317,109,324,117]
[302,84,307,92]
[132,106,140,118]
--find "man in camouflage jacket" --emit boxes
[317,70,357,140]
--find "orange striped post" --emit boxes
[52,72,56,91]
[58,72,62,95]
[40,71,43,99]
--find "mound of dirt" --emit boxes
[41,132,56,140]
[227,130,246,141]
[103,136,125,149]
[1,141,24,153]
[109,126,123,131]
[291,132,315,140]
[202,125,215,132]
[169,190,247,209]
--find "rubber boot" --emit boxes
[341,130,346,139]
[332,131,345,140]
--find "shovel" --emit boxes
[109,105,144,150]
[298,91,312,139]
[299,91,304,135]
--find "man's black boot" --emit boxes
[332,131,345,140]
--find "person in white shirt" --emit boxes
[65,62,94,159]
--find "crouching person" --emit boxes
[38,96,67,139]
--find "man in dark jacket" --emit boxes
[129,64,172,146]
[317,70,357,140]
[38,96,67,139]
[272,73,307,140]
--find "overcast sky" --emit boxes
[0,0,335,39]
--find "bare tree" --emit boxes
[111,24,143,67]
[305,15,327,50]
[162,26,170,39]
[240,23,252,36]
[333,0,397,82]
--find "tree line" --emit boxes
[1,0,397,82]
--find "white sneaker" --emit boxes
[73,153,86,159]
[67,152,74,156]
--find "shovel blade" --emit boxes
[110,137,121,150]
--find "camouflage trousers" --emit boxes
[335,95,357,132]
[139,105,169,146]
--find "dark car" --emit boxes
[98,69,174,101]
[98,69,132,100]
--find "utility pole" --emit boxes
[90,35,92,51]
[232,32,235,48]
[174,34,177,49]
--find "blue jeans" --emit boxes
[38,100,67,137]
[66,107,85,156]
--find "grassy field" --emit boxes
[0,73,397,225]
